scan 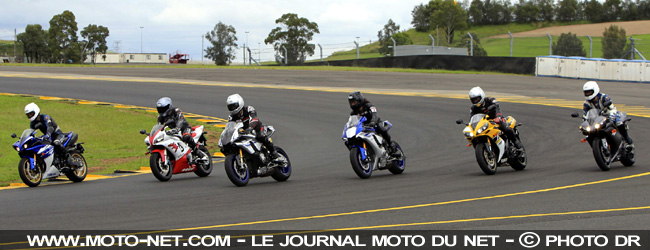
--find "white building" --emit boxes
[85,53,168,64]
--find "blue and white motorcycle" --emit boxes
[11,129,87,187]
[342,115,405,179]
[218,121,291,187]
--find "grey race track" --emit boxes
[0,67,648,231]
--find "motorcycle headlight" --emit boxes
[14,146,19,152]
[154,133,164,143]
[594,123,600,129]
[462,127,473,138]
[23,144,28,149]
[586,126,592,132]
[144,137,151,146]
[476,123,489,134]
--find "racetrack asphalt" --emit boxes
[0,66,648,233]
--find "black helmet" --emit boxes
[156,97,173,116]
[348,91,364,110]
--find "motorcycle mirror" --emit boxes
[10,133,16,138]
[570,113,579,118]
[455,119,463,124]
[139,129,147,135]
[603,100,612,107]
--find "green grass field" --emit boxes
[0,94,223,186]
[483,34,650,58]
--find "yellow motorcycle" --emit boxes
[456,114,527,175]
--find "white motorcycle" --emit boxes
[218,121,291,187]
[11,129,87,187]
[342,115,405,179]
[140,124,212,181]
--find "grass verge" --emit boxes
[0,94,223,186]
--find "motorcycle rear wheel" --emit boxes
[150,152,173,181]
[271,146,291,182]
[388,142,405,174]
[350,147,372,179]
[193,146,213,177]
[225,154,249,187]
[508,143,527,171]
[18,158,42,187]
[621,146,635,167]
[476,143,497,175]
[65,152,87,182]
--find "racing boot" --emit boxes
[618,125,634,151]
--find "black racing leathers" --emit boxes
[30,114,65,153]
[158,107,196,149]
[350,101,392,145]
[470,97,519,146]
[229,105,277,155]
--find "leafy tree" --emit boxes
[393,33,414,46]
[584,0,605,22]
[80,24,109,64]
[514,0,540,23]
[412,3,432,31]
[639,0,650,19]
[601,25,627,59]
[603,0,623,21]
[377,19,400,56]
[620,0,639,20]
[48,10,79,63]
[432,0,468,45]
[468,0,486,25]
[264,13,319,65]
[458,32,487,56]
[557,0,580,21]
[553,32,586,56]
[537,0,556,22]
[204,21,238,65]
[17,24,49,63]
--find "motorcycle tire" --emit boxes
[225,154,249,187]
[150,152,173,181]
[508,143,527,171]
[592,139,611,171]
[18,157,42,187]
[271,146,291,182]
[193,146,213,177]
[621,147,635,167]
[388,142,405,175]
[65,151,87,182]
[350,147,372,179]
[476,143,497,175]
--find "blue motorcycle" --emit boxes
[342,115,405,179]
[11,129,87,187]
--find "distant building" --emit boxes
[85,53,168,64]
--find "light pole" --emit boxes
[140,26,144,53]
[258,42,261,63]
[245,31,249,65]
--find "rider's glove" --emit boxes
[167,128,179,135]
[367,122,376,128]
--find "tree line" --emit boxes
[17,10,109,64]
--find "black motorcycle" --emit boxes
[571,106,635,171]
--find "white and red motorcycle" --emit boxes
[140,124,212,181]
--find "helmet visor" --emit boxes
[584,90,594,97]
[227,103,239,111]
[26,111,36,119]
[470,96,482,104]
[157,106,169,114]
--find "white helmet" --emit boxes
[469,86,485,108]
[583,81,600,101]
[25,102,40,122]
[226,94,244,116]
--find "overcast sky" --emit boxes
[0,0,428,63]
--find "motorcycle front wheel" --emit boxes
[225,154,249,187]
[592,139,611,171]
[150,152,173,181]
[18,158,42,187]
[65,152,87,182]
[350,147,372,179]
[476,143,497,175]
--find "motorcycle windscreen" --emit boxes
[469,114,486,129]
[219,122,240,146]
[150,124,164,135]
[585,109,601,125]
[344,116,365,138]
[18,129,37,146]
